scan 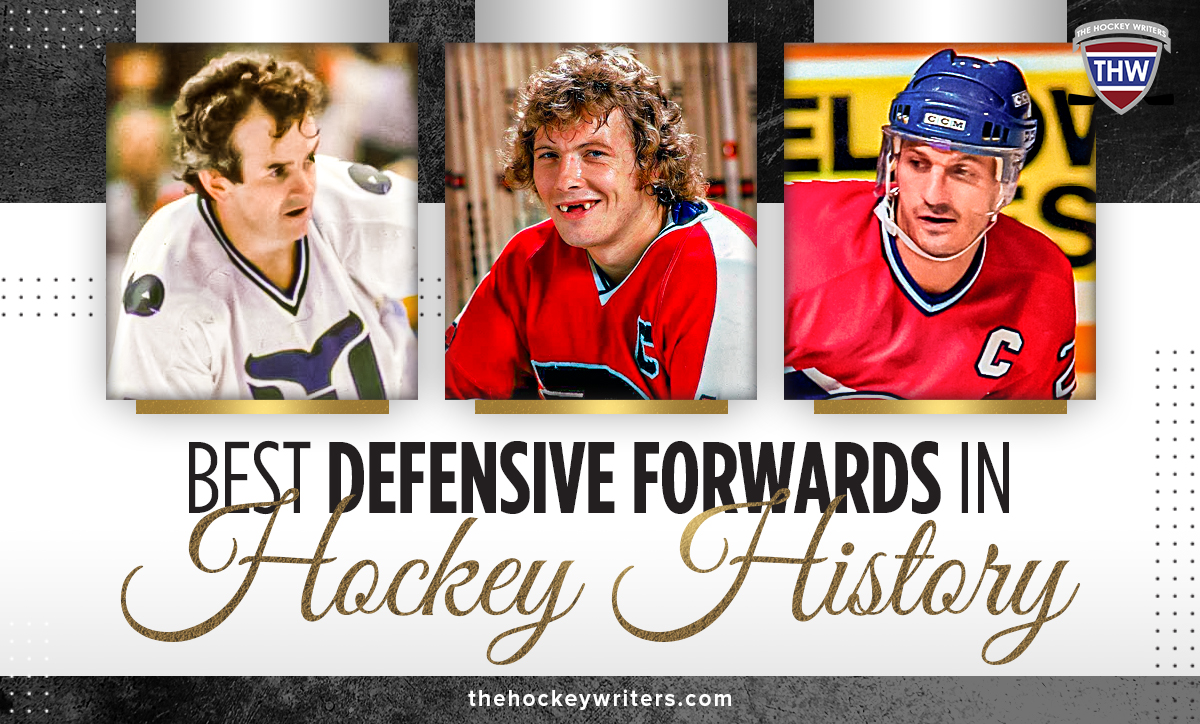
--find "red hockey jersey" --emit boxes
[784,180,1076,400]
[447,200,757,400]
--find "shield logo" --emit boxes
[1081,37,1163,114]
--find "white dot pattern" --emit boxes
[1,4,133,51]
[3,675,52,717]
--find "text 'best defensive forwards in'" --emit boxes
[109,51,417,400]
[445,47,758,401]
[785,50,1077,400]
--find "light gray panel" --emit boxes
[135,0,388,42]
[475,0,728,42]
[815,0,1065,43]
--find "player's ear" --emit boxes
[197,169,234,201]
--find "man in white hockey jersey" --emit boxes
[109,52,417,400]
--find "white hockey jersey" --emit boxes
[108,156,417,400]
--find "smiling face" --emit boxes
[894,141,1002,259]
[531,110,665,271]
[207,102,320,249]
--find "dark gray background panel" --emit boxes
[392,0,472,203]
[730,0,815,204]
[18,676,1200,722]
[0,0,134,202]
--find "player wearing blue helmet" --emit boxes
[876,50,1039,292]
[784,50,1077,400]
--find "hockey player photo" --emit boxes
[784,45,1095,400]
[444,45,757,400]
[106,45,418,400]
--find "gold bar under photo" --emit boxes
[476,400,728,415]
[814,400,1068,415]
[136,401,389,415]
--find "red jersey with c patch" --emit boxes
[784,180,1076,400]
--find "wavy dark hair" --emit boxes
[173,52,326,198]
[502,46,706,205]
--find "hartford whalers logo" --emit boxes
[1073,19,1170,115]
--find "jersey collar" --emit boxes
[199,196,310,315]
[590,199,713,305]
[875,197,986,317]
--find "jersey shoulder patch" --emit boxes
[122,273,165,317]
[347,163,392,195]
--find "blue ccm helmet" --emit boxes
[876,49,1037,213]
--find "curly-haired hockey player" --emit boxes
[445,46,757,400]
[109,52,417,400]
[784,49,1077,400]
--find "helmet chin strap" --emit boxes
[874,196,996,264]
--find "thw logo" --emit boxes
[1074,19,1171,114]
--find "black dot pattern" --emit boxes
[0,276,99,319]
[1156,349,1198,673]
[417,276,444,321]
[1151,679,1200,722]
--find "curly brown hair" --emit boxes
[174,52,326,197]
[502,46,706,206]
